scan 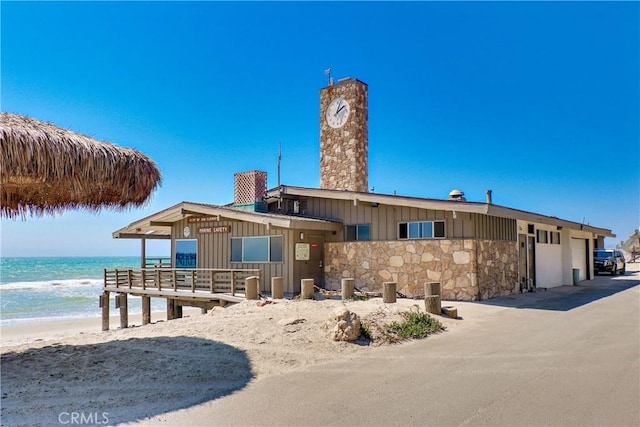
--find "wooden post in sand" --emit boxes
[271,277,284,299]
[424,282,441,315]
[245,276,259,300]
[142,296,151,325]
[100,291,110,331]
[301,279,315,299]
[341,278,355,300]
[175,303,183,319]
[118,293,128,328]
[383,282,397,303]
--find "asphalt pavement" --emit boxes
[135,264,640,426]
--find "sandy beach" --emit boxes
[3,263,639,427]
[0,296,466,426]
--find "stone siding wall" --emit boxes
[476,240,519,300]
[325,239,518,301]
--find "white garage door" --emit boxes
[571,238,587,281]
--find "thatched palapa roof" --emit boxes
[0,112,161,218]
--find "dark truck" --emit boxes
[594,249,626,275]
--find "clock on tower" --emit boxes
[319,78,368,192]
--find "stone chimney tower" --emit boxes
[319,78,368,192]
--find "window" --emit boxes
[231,235,283,263]
[175,239,198,268]
[550,231,561,245]
[536,229,548,244]
[345,224,371,241]
[398,221,445,239]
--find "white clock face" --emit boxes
[326,97,350,128]
[183,226,191,237]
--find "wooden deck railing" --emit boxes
[103,268,260,296]
[144,257,172,268]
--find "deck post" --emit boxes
[101,291,110,331]
[127,269,133,289]
[156,269,161,290]
[173,270,178,291]
[167,299,175,320]
[118,293,129,328]
[141,237,146,268]
[191,270,196,292]
[142,296,151,324]
[141,269,146,290]
[231,272,236,296]
[210,271,215,293]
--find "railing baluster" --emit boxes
[191,270,195,293]
[231,271,235,296]
[173,270,178,291]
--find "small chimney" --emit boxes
[486,190,493,204]
[234,170,267,212]
[448,189,466,202]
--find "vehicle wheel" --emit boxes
[611,266,617,276]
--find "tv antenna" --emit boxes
[325,68,334,86]
[277,142,282,210]
[277,142,282,188]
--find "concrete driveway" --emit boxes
[135,264,640,426]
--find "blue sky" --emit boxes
[1,1,638,257]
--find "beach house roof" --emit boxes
[112,201,342,239]
[266,185,615,238]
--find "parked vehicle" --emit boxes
[594,249,626,275]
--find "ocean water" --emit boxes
[0,256,169,326]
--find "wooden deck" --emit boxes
[101,267,260,330]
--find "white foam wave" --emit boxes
[0,279,103,291]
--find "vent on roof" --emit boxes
[448,189,467,202]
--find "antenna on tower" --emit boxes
[277,142,282,211]
[325,68,334,86]
[277,142,282,188]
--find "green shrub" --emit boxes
[360,324,372,340]
[387,311,445,340]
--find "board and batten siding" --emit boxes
[296,197,516,242]
[171,218,295,293]
[473,214,517,242]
